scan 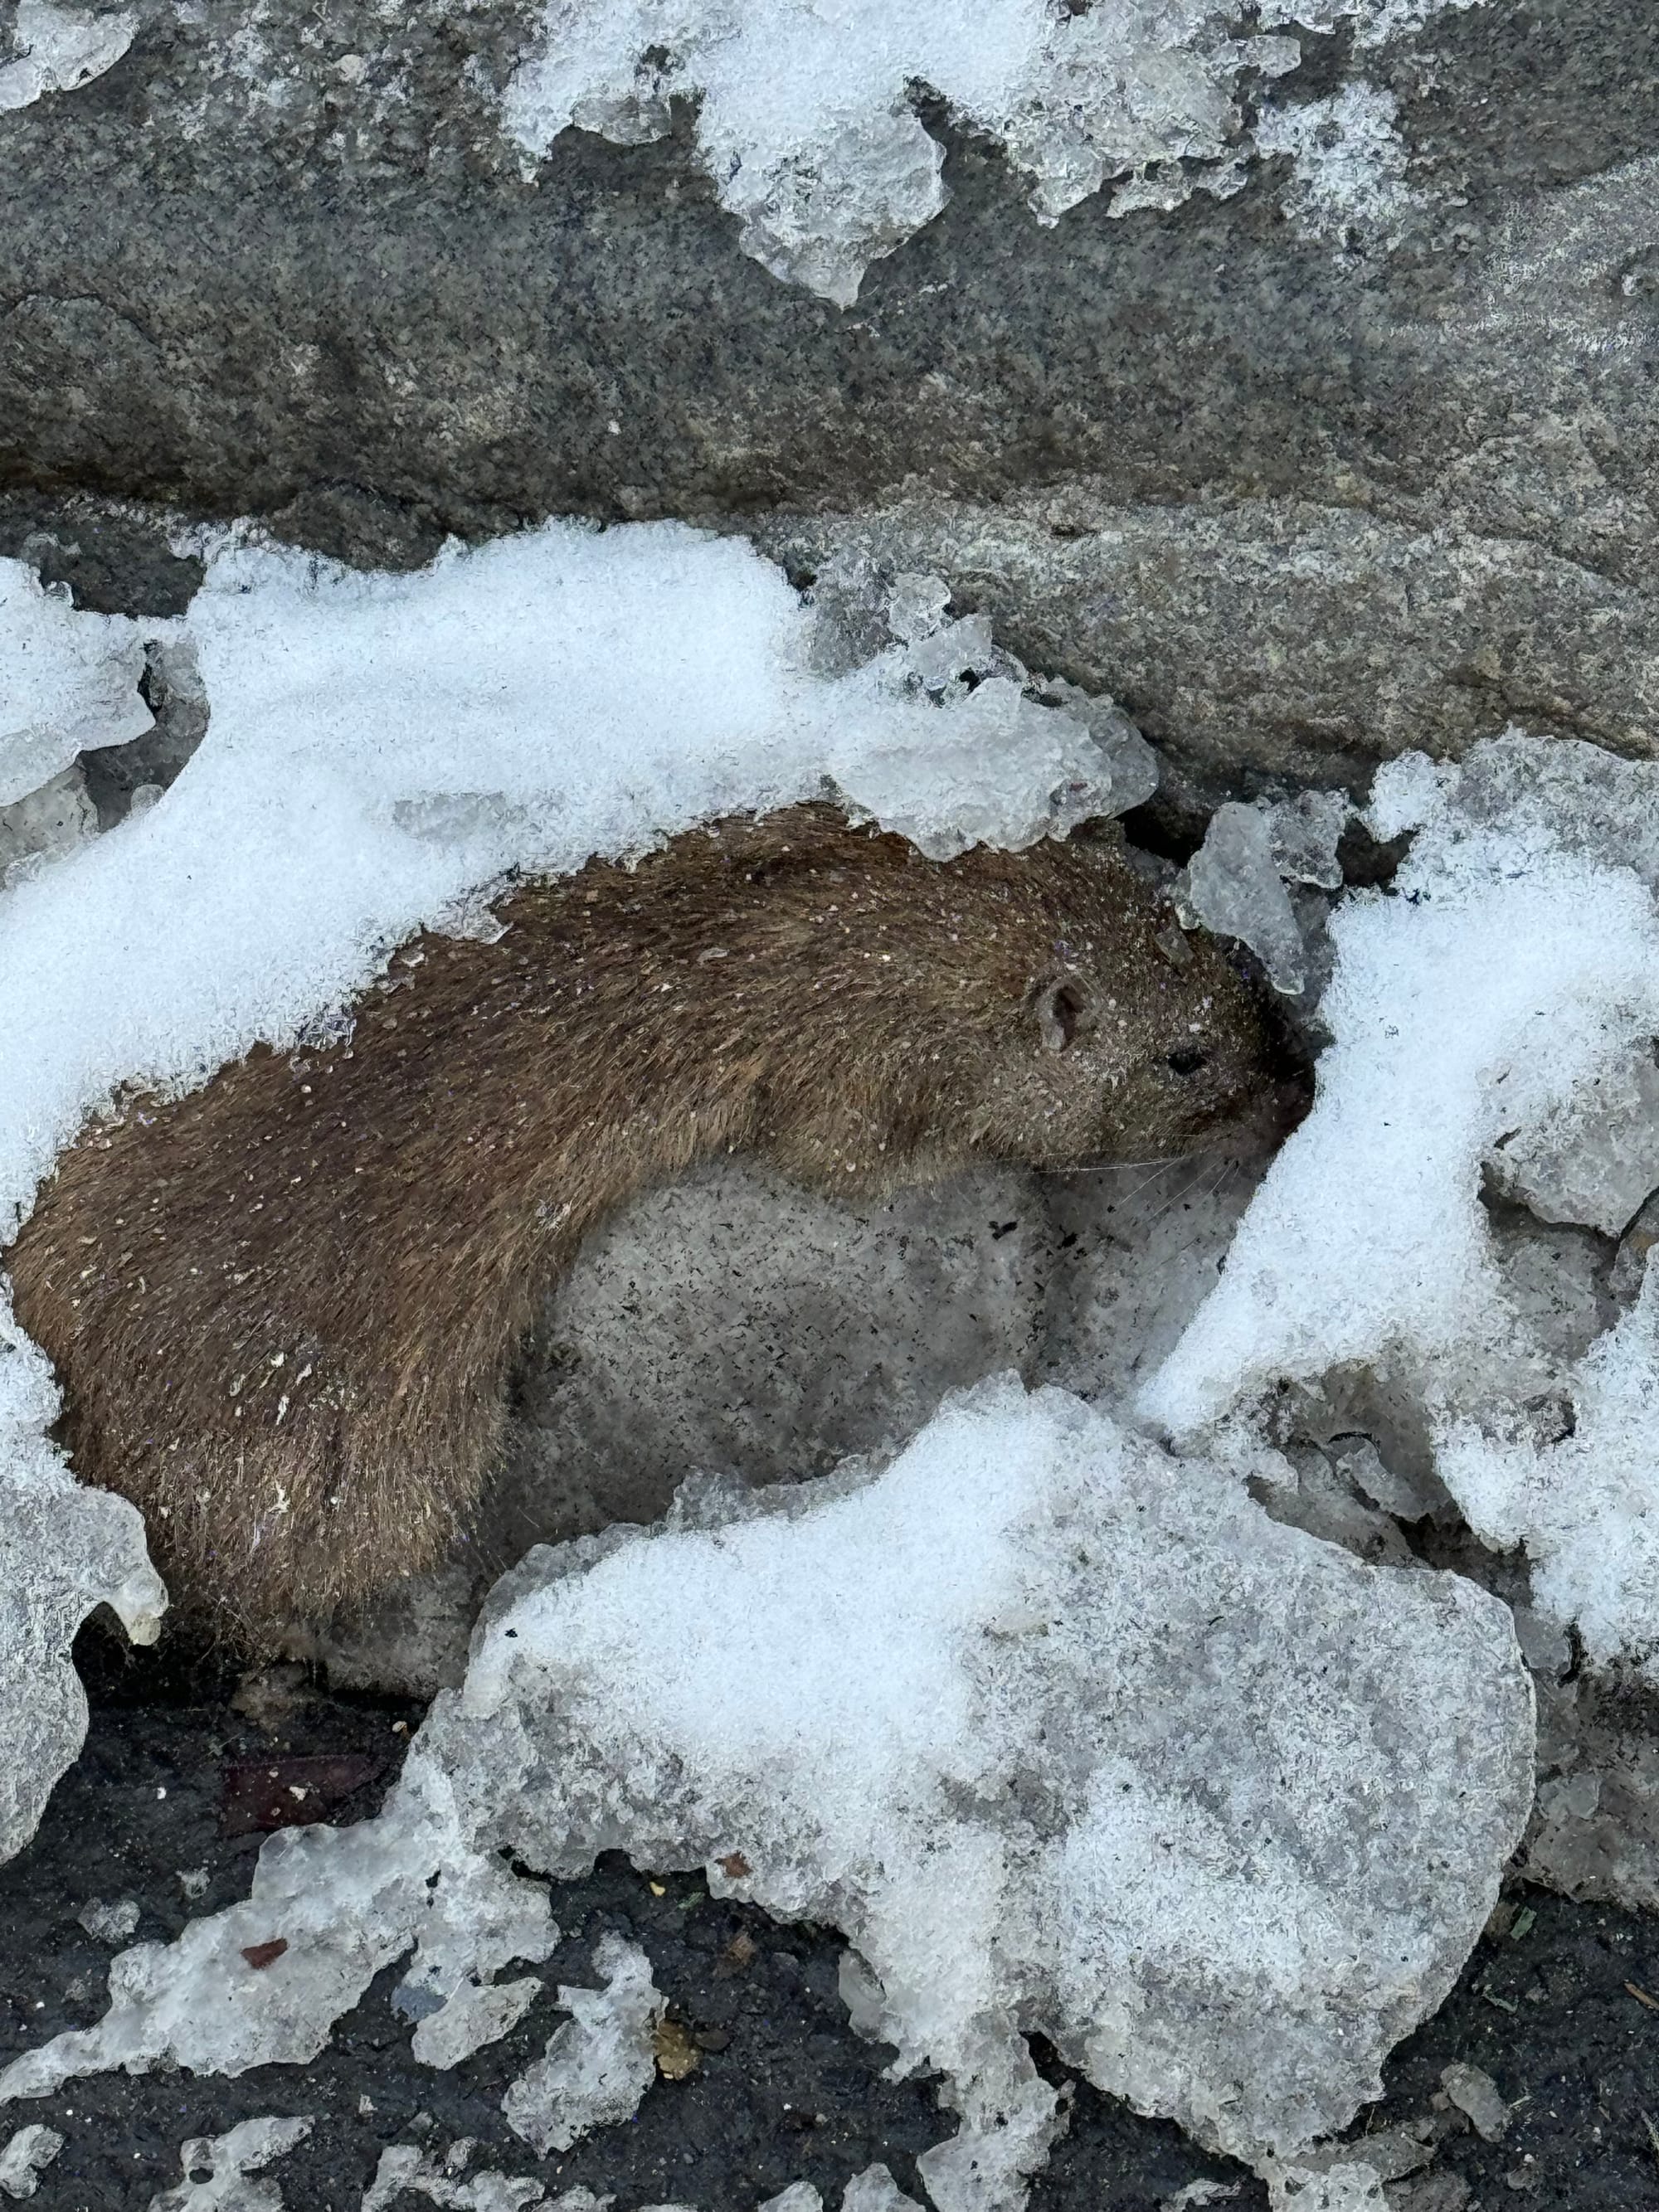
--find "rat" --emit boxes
[8,804,1295,1649]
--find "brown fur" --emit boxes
[7,806,1283,1649]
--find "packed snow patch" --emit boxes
[500,0,1475,302]
[1145,730,1659,1674]
[0,0,134,111]
[0,1379,1532,2208]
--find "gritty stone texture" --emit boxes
[1,5,1657,800]
[488,1159,1058,1556]
[0,2,1656,805]
[755,489,1659,803]
[472,1134,1276,1570]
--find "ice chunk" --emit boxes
[1260,2162,1384,2211]
[0,558,153,804]
[0,1762,557,2097]
[0,766,97,888]
[416,1379,1530,2181]
[501,1937,662,2155]
[0,2125,61,2200]
[1177,803,1308,994]
[1144,730,1659,1671]
[1486,1047,1659,1236]
[361,2142,545,2211]
[840,2170,923,2212]
[1525,1662,1659,1911]
[1263,791,1349,892]
[0,1310,166,1867]
[12,1382,1530,2204]
[0,0,136,111]
[148,2117,311,2212]
[717,2180,907,2212]
[1031,678,1160,817]
[1435,1264,1659,1672]
[1254,84,1415,253]
[411,1974,543,2069]
[1326,1437,1439,1526]
[819,572,1152,858]
[499,2,1475,302]
[78,1896,140,1943]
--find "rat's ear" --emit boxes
[1032,973,1088,1053]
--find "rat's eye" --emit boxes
[1166,1046,1209,1078]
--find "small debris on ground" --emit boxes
[220,1755,382,1837]
[651,2017,701,2082]
[1438,2064,1510,2144]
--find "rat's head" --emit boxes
[696,808,1303,1194]
[917,833,1301,1171]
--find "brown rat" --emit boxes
[7,804,1289,1650]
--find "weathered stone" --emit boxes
[321,1139,1277,1694]
[757,490,1659,801]
[0,0,1654,590]
[482,1155,1059,1561]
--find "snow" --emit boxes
[499,0,1476,303]
[0,0,135,111]
[1144,730,1659,1674]
[502,1937,661,2154]
[0,1378,1532,2207]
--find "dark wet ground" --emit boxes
[0,1678,1654,2212]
